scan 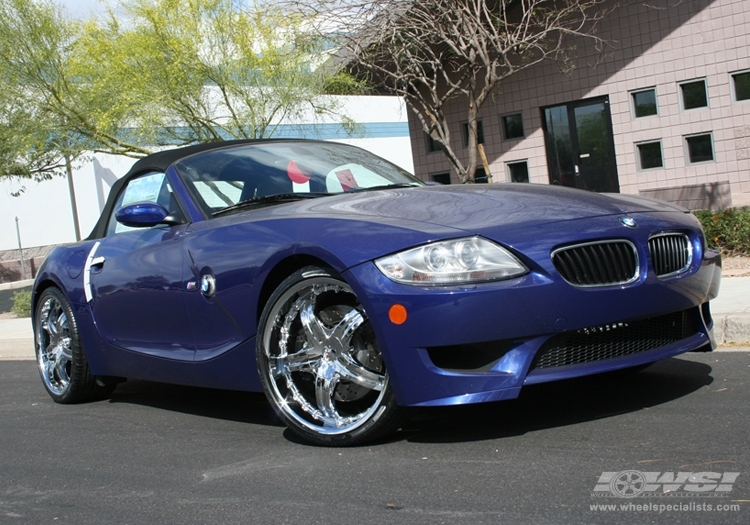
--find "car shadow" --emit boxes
[396,355,713,444]
[107,380,284,427]
[104,355,713,441]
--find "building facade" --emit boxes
[408,0,750,209]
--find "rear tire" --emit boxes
[35,287,115,403]
[256,266,407,446]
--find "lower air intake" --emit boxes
[530,309,698,370]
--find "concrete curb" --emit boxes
[713,313,750,346]
[0,338,35,360]
[0,279,35,291]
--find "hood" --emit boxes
[293,183,686,232]
[202,183,694,271]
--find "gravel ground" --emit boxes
[722,255,750,276]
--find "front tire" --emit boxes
[256,266,405,446]
[35,287,114,403]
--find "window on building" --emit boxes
[461,120,484,147]
[431,173,451,185]
[425,133,443,153]
[506,161,529,182]
[636,141,663,170]
[732,70,750,102]
[631,89,658,118]
[685,133,714,164]
[680,79,708,110]
[501,113,524,140]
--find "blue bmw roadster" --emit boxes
[32,139,721,445]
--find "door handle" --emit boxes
[91,256,106,268]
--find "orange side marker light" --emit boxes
[388,304,408,325]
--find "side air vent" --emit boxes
[649,233,691,278]
[552,240,638,287]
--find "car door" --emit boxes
[86,171,195,360]
[180,199,254,362]
[182,230,250,362]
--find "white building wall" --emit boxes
[1,153,132,252]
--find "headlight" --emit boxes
[375,237,528,285]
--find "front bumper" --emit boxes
[344,245,721,407]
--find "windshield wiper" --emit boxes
[344,183,421,193]
[212,192,331,217]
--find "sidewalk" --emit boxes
[708,275,750,347]
[0,315,34,360]
[2,278,749,360]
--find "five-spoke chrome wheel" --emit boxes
[257,266,404,445]
[36,291,74,396]
[35,287,113,403]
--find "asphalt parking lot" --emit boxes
[1,352,748,525]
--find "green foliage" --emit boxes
[11,290,31,318]
[694,207,750,255]
[323,72,369,95]
[82,0,348,143]
[0,0,87,179]
[1,0,350,182]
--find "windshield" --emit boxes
[174,141,424,217]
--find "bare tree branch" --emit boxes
[293,0,613,182]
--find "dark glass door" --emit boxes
[542,96,619,193]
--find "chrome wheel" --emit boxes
[34,287,113,403]
[258,267,403,445]
[36,293,74,396]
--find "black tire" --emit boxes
[256,266,407,446]
[35,287,115,403]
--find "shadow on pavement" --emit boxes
[107,380,283,428]
[398,356,713,444]
[102,355,712,445]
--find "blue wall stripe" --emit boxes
[269,122,410,140]
[119,122,410,145]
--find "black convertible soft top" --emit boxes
[86,139,312,240]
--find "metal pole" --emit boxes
[15,217,26,281]
[65,155,81,241]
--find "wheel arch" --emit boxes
[256,255,338,323]
[31,278,66,331]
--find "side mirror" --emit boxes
[115,202,180,228]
